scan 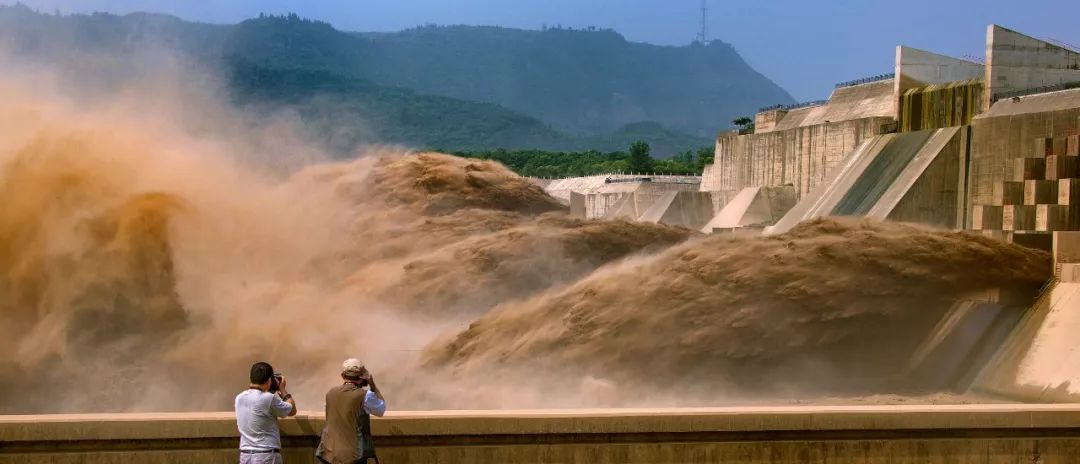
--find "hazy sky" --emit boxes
[11,0,1079,100]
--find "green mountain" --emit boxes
[227,62,570,153]
[217,16,794,136]
[229,63,722,154]
[0,5,789,154]
[349,25,794,136]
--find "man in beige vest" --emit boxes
[316,358,386,464]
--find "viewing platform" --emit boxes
[3,405,1080,463]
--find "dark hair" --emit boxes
[250,362,274,385]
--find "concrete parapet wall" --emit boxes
[6,406,1080,463]
[896,46,984,91]
[985,25,1080,110]
[895,46,984,122]
[754,108,787,133]
[785,79,896,130]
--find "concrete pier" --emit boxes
[4,405,1080,463]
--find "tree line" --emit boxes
[451,141,715,178]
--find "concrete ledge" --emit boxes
[4,405,1080,463]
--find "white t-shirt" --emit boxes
[235,389,294,451]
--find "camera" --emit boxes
[269,373,283,393]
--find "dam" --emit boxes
[3,16,1080,464]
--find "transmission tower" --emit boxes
[696,0,709,44]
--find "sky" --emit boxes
[10,0,1080,101]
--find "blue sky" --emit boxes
[11,0,1079,101]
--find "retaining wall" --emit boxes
[5,406,1080,463]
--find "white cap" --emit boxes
[342,358,365,376]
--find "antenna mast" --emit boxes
[697,0,709,44]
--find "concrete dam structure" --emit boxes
[699,185,795,233]
[542,35,998,234]
[542,173,706,222]
[769,127,964,234]
[8,22,1080,464]
[691,25,1080,239]
[713,78,897,200]
[713,24,1080,411]
[539,23,1080,410]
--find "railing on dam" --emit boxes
[835,73,894,89]
[758,99,830,113]
[3,405,1080,463]
[531,173,702,185]
[994,80,1080,101]
[602,174,701,185]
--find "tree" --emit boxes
[695,146,714,170]
[627,141,654,173]
[732,116,755,134]
[673,149,694,165]
[452,146,710,178]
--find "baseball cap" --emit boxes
[342,358,365,377]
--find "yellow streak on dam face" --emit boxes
[4,406,1080,463]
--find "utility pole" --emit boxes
[696,0,709,44]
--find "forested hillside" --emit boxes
[0,5,791,154]
[352,24,794,136]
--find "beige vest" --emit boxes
[316,383,374,464]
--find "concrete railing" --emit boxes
[3,405,1080,463]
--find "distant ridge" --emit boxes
[349,23,795,136]
[0,5,793,153]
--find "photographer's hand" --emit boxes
[277,375,297,417]
[277,376,289,396]
[368,375,384,400]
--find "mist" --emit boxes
[0,40,1052,414]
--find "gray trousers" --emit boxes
[239,452,283,464]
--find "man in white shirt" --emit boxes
[235,361,298,464]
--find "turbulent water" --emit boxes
[421,218,1049,407]
[0,64,1052,414]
